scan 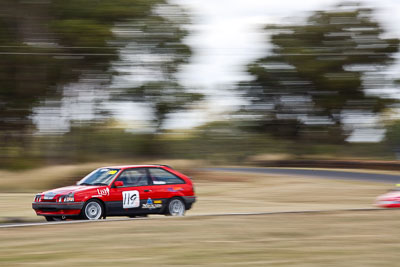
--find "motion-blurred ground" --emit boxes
[0,166,397,267]
[4,211,400,266]
[2,166,399,266]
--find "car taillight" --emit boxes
[34,195,41,202]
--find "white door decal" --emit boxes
[123,190,140,208]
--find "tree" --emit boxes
[122,82,203,130]
[239,2,399,141]
[0,0,171,148]
[112,5,203,131]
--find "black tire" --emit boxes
[82,199,104,220]
[166,198,186,216]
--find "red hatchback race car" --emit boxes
[32,165,196,221]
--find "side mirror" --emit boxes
[114,181,124,187]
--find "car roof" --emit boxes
[100,165,172,170]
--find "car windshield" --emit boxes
[77,168,120,186]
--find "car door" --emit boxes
[106,168,154,215]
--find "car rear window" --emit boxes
[148,168,185,185]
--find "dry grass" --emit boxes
[0,169,398,265]
[2,210,400,266]
[191,171,389,214]
[0,163,108,192]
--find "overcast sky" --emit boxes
[160,0,400,131]
[175,0,400,88]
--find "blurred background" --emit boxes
[1,0,400,170]
[4,2,400,264]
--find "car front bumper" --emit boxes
[32,202,84,216]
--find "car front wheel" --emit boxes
[166,198,186,216]
[82,199,104,220]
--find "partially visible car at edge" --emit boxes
[376,186,400,208]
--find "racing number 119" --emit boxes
[122,190,140,208]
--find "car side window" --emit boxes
[148,168,185,185]
[115,168,149,186]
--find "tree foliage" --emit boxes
[239,2,399,140]
[0,0,170,138]
[112,5,203,131]
[122,82,203,130]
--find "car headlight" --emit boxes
[58,193,74,202]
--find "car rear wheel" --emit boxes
[82,199,104,220]
[166,198,185,216]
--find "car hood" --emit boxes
[41,185,99,197]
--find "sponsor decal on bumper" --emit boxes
[32,202,84,210]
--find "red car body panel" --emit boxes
[32,165,196,219]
